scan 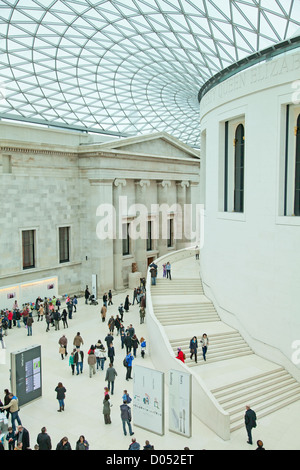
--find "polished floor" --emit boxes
[0,272,300,451]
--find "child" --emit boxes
[104,386,109,397]
[140,337,146,358]
[6,426,16,451]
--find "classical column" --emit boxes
[176,180,190,249]
[113,178,127,291]
[134,179,151,276]
[88,178,114,296]
[156,180,171,256]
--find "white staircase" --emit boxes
[169,331,253,366]
[211,368,300,433]
[153,302,219,325]
[150,255,300,436]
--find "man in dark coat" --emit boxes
[245,405,257,445]
[37,426,52,450]
[15,425,30,450]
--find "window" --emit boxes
[122,223,130,256]
[22,230,35,269]
[234,124,245,213]
[222,117,245,213]
[167,218,173,247]
[282,106,300,217]
[294,114,300,216]
[147,220,152,251]
[59,227,70,263]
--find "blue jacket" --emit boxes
[126,354,134,367]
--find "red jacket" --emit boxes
[176,350,185,363]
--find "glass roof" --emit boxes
[0,0,299,148]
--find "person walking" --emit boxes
[58,335,68,360]
[103,394,112,425]
[139,306,145,324]
[108,289,113,306]
[100,304,107,323]
[118,303,124,322]
[124,333,132,354]
[105,363,118,395]
[88,350,97,378]
[55,382,66,412]
[201,333,209,361]
[105,332,114,350]
[69,350,75,375]
[74,348,84,375]
[53,309,61,331]
[36,427,52,450]
[108,316,115,335]
[125,352,134,381]
[245,405,257,445]
[189,336,198,363]
[120,401,134,436]
[150,264,157,285]
[107,343,115,365]
[131,335,139,358]
[73,332,84,349]
[61,309,68,329]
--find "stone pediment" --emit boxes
[97,132,200,160]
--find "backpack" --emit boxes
[123,357,128,367]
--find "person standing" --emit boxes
[85,286,90,305]
[87,350,97,378]
[118,303,124,322]
[56,436,72,450]
[245,405,257,445]
[124,333,132,354]
[103,394,112,425]
[103,292,108,308]
[166,262,171,280]
[189,336,198,363]
[125,352,134,381]
[124,295,130,313]
[69,350,75,375]
[105,363,118,395]
[128,437,140,450]
[131,335,139,358]
[61,309,68,329]
[0,393,22,433]
[15,425,30,450]
[36,427,52,450]
[72,296,78,313]
[139,306,145,324]
[55,382,66,412]
[74,348,84,375]
[76,435,89,450]
[108,316,115,335]
[26,315,34,336]
[150,264,157,285]
[120,401,134,436]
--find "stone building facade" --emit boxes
[0,122,200,306]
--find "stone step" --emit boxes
[229,388,300,432]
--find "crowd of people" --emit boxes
[0,280,154,451]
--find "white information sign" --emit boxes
[169,369,192,437]
[133,365,164,435]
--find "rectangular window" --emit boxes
[167,218,173,247]
[122,223,130,256]
[59,227,70,263]
[147,220,152,251]
[22,230,35,270]
[282,104,300,216]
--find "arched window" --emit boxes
[234,124,245,213]
[294,114,300,216]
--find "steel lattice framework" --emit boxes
[0,0,299,147]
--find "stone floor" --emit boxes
[0,264,300,450]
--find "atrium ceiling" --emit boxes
[0,0,300,147]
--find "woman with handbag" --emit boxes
[58,335,68,360]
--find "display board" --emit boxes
[169,369,192,437]
[133,365,164,435]
[11,345,42,407]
